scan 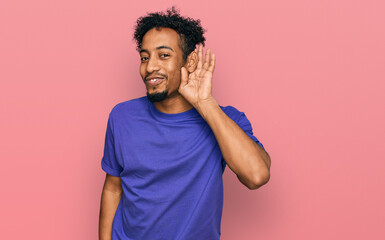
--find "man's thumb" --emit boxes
[180,67,188,88]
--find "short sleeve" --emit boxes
[101,113,123,177]
[220,106,265,173]
[237,112,265,150]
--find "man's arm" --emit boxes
[99,173,122,240]
[179,44,271,190]
[196,98,271,190]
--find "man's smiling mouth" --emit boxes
[146,77,164,86]
[145,73,167,86]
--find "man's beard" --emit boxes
[146,90,169,102]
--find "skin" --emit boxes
[99,26,271,240]
[99,174,122,240]
[139,27,197,113]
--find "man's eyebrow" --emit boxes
[156,46,174,52]
[139,49,148,54]
[139,46,174,54]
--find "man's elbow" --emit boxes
[247,169,270,190]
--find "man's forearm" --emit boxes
[99,189,122,240]
[195,97,271,189]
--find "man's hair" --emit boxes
[133,6,206,61]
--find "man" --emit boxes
[99,7,271,240]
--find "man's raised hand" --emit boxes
[179,44,216,110]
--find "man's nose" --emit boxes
[146,57,160,73]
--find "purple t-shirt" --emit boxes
[101,96,264,240]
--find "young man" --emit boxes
[99,7,271,240]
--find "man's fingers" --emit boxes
[203,49,211,70]
[195,44,215,73]
[197,44,203,69]
[208,53,215,73]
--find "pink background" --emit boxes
[1,0,384,239]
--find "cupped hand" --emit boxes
[178,44,216,109]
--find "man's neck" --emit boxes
[153,93,193,114]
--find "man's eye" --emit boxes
[140,57,148,61]
[160,54,170,58]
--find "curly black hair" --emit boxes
[133,6,206,62]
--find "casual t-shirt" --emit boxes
[101,96,264,240]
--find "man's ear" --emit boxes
[184,51,198,73]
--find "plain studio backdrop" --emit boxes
[1,0,384,239]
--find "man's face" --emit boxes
[139,27,185,102]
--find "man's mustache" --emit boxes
[144,72,168,81]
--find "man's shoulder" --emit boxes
[219,105,240,113]
[219,104,243,122]
[110,96,149,117]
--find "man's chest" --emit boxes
[113,119,221,175]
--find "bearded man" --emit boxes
[99,7,271,240]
